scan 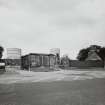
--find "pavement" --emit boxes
[0,69,105,84]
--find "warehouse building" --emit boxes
[21,53,57,71]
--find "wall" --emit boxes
[5,59,21,69]
[70,60,104,68]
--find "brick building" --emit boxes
[21,53,57,71]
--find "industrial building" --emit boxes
[3,47,104,71]
[6,48,22,69]
[7,48,21,59]
[21,53,57,71]
[5,48,59,71]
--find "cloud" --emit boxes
[0,0,105,59]
[51,0,105,29]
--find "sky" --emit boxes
[0,0,105,59]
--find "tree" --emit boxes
[0,46,4,59]
[98,47,105,61]
[77,48,89,61]
[77,45,105,61]
[88,45,101,52]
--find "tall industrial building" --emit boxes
[7,48,21,59]
[6,48,22,69]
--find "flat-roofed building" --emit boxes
[21,53,57,71]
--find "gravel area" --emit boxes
[0,69,105,84]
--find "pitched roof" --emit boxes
[86,51,102,61]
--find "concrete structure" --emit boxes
[7,48,21,59]
[6,48,22,69]
[21,53,57,71]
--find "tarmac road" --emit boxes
[0,79,105,105]
[0,70,105,105]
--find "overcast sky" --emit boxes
[0,0,105,59]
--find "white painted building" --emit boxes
[7,48,21,59]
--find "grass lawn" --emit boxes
[0,78,105,105]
